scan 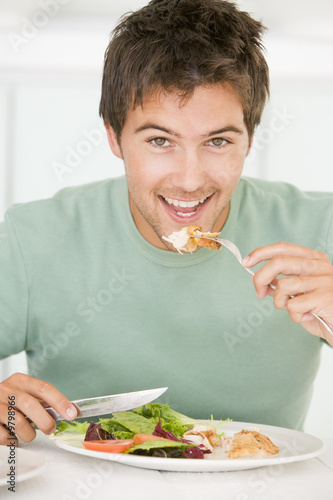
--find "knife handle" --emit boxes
[25,403,81,423]
[43,403,81,421]
[44,407,63,421]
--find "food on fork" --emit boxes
[163,225,222,253]
[226,429,280,458]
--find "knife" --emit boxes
[44,387,168,421]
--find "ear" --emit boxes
[246,136,253,156]
[105,123,123,159]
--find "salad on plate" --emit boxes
[52,403,279,460]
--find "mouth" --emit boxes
[158,194,213,222]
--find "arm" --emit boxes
[0,217,77,444]
[242,242,333,345]
[0,373,77,445]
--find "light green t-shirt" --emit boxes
[1,176,333,430]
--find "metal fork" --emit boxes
[201,236,333,336]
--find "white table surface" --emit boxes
[1,432,332,500]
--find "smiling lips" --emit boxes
[160,195,211,217]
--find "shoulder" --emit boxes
[238,176,333,206]
[3,176,127,252]
[6,176,126,224]
[234,177,333,258]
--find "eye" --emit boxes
[208,138,228,147]
[148,137,171,147]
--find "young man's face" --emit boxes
[106,84,251,250]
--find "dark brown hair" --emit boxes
[99,0,269,138]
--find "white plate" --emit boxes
[0,447,46,487]
[53,421,325,472]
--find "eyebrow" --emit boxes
[134,123,244,137]
[135,124,181,137]
[206,126,244,137]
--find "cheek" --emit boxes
[124,153,164,193]
[211,156,243,186]
[127,153,170,185]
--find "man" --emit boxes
[0,0,332,446]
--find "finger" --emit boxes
[13,395,58,438]
[285,296,314,324]
[252,257,328,298]
[2,374,77,422]
[275,274,333,309]
[243,242,328,268]
[0,401,36,444]
[285,289,331,325]
[272,275,317,310]
[0,422,18,446]
[300,312,316,322]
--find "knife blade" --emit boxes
[44,387,168,421]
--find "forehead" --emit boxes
[124,84,246,132]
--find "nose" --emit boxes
[170,149,206,193]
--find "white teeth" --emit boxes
[163,196,206,208]
[181,200,199,208]
[176,211,197,217]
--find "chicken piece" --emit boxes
[229,429,279,459]
[185,225,222,251]
[183,433,213,452]
[183,424,220,451]
[163,225,222,253]
[185,224,202,235]
[196,237,222,251]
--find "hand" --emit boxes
[242,242,333,345]
[0,373,77,445]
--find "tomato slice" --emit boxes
[82,439,134,453]
[133,434,176,445]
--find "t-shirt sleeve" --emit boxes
[326,207,333,264]
[0,212,29,359]
[320,202,333,346]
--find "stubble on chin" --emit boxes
[128,186,230,251]
[128,189,171,248]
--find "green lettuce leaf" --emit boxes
[54,420,90,435]
[109,411,156,434]
[125,439,193,454]
[98,418,134,439]
[132,403,199,439]
[54,403,225,444]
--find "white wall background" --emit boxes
[0,0,332,438]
